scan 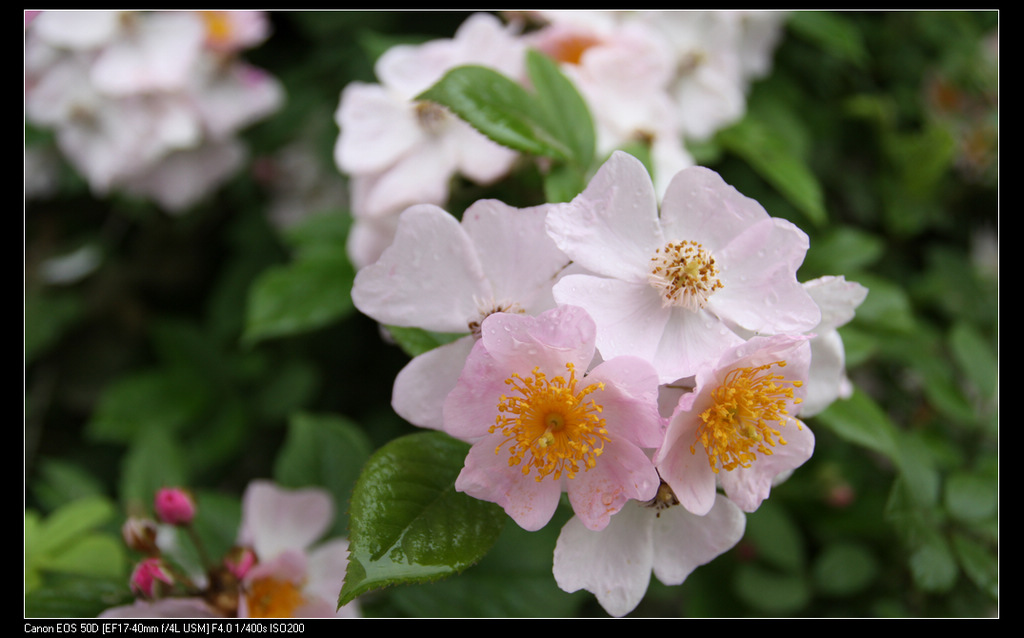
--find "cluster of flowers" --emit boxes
[101,482,359,618]
[334,10,788,269]
[25,10,283,212]
[352,150,867,617]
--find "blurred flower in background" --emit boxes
[25,10,283,212]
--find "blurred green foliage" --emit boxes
[25,11,997,617]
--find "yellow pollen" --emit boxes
[490,363,610,482]
[245,576,306,618]
[691,360,803,473]
[200,11,234,48]
[648,240,724,310]
[546,33,603,66]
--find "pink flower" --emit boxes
[553,490,745,617]
[129,558,174,598]
[351,199,569,430]
[235,481,359,618]
[154,487,196,525]
[655,334,814,515]
[443,305,664,532]
[546,151,820,384]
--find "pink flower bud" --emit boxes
[154,487,196,525]
[130,558,174,598]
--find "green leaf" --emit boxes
[813,388,899,460]
[386,325,465,358]
[718,110,827,227]
[339,432,506,607]
[951,533,998,600]
[243,253,356,343]
[118,427,188,514]
[744,501,806,573]
[274,412,374,535]
[25,289,83,364]
[948,322,998,400]
[523,48,595,170]
[733,565,810,613]
[787,10,869,67]
[390,518,582,617]
[418,64,571,160]
[85,369,210,443]
[33,496,117,558]
[812,542,879,596]
[944,471,997,523]
[25,576,132,619]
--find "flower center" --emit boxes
[415,101,451,136]
[490,363,610,482]
[200,11,235,49]
[468,299,525,339]
[544,32,603,66]
[691,360,803,473]
[648,240,723,310]
[645,481,680,518]
[245,576,306,618]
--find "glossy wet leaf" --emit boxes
[338,432,506,607]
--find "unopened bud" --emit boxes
[122,517,160,554]
[154,487,196,525]
[130,558,174,598]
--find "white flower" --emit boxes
[798,276,868,417]
[546,151,820,384]
[553,490,745,617]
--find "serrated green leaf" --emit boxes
[243,253,356,343]
[418,64,571,160]
[524,48,595,170]
[339,432,506,607]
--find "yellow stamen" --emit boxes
[245,576,306,618]
[490,363,609,482]
[648,240,724,310]
[200,11,234,48]
[692,360,803,473]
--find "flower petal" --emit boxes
[650,493,746,586]
[454,438,563,531]
[238,482,333,561]
[393,336,475,431]
[351,204,491,332]
[546,151,663,282]
[552,501,654,618]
